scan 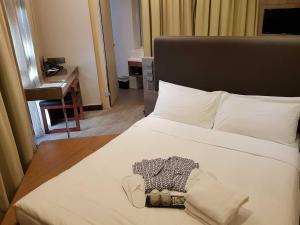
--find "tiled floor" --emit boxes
[36,89,145,144]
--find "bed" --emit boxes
[15,37,300,225]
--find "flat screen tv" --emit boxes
[262,8,300,35]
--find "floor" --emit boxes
[36,89,145,144]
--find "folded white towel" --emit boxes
[185,202,219,225]
[185,172,249,225]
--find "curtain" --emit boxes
[0,0,35,220]
[0,172,10,220]
[195,0,259,36]
[4,0,45,137]
[141,0,259,56]
[0,93,24,220]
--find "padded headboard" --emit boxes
[153,36,300,96]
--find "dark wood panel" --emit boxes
[83,104,103,111]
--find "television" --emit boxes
[262,8,300,35]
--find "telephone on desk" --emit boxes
[42,57,65,77]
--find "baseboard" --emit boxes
[83,105,103,111]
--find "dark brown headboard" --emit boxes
[144,36,300,115]
[154,36,300,94]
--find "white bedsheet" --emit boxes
[16,116,300,225]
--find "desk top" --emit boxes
[25,66,78,101]
[43,66,77,83]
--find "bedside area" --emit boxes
[142,57,157,116]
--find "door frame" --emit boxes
[98,0,119,106]
[88,0,111,110]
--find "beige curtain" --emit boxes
[0,172,10,220]
[0,93,24,219]
[23,0,43,80]
[195,0,259,36]
[141,0,259,56]
[0,0,35,220]
[142,0,196,56]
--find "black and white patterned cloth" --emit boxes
[133,156,199,192]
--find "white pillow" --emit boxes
[213,93,300,146]
[225,92,300,103]
[152,81,221,128]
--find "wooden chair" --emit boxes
[39,79,84,134]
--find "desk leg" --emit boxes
[61,98,71,139]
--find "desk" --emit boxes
[24,66,79,138]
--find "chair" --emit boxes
[39,79,84,134]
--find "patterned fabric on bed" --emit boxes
[133,156,199,192]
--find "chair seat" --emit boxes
[39,93,79,107]
[39,99,72,107]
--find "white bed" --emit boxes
[15,115,300,225]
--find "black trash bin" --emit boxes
[118,76,129,89]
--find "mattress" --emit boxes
[15,116,300,225]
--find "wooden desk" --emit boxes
[24,66,79,138]
[1,135,118,225]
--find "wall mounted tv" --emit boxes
[262,8,300,35]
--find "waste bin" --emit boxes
[118,76,129,89]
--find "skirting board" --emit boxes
[83,105,103,111]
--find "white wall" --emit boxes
[110,0,141,78]
[34,0,101,106]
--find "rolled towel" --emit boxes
[185,173,249,225]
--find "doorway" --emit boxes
[109,0,143,78]
[108,0,144,111]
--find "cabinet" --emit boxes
[128,60,143,89]
[142,57,158,116]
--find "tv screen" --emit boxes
[262,8,300,35]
